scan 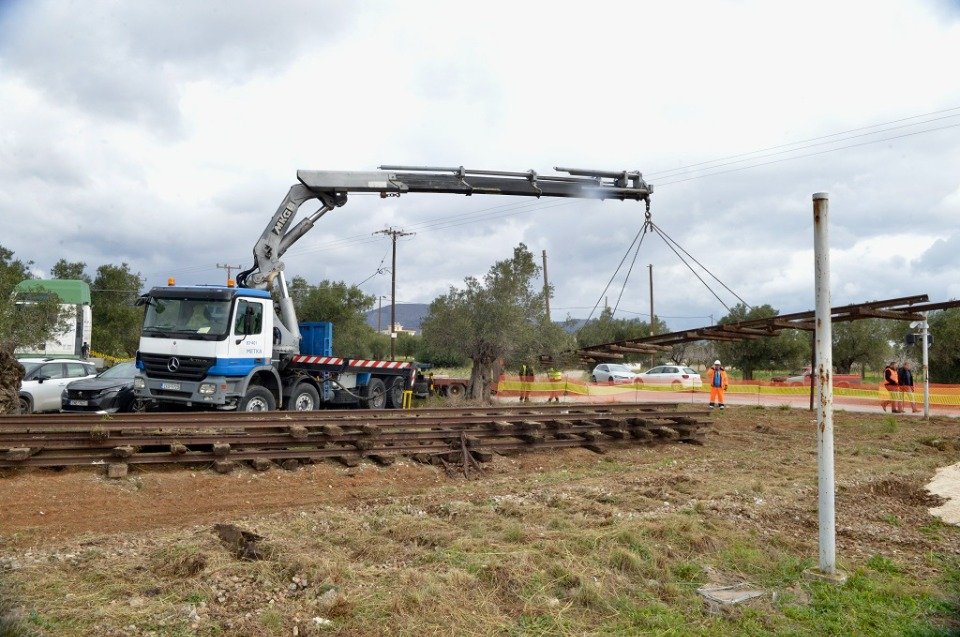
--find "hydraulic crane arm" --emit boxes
[239,165,652,290]
[236,165,652,346]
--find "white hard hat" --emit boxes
[713,360,721,365]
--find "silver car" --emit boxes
[635,365,704,389]
[17,358,98,413]
[591,363,639,384]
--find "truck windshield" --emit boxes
[142,297,232,340]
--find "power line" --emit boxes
[646,104,960,179]
[149,106,960,281]
[656,121,960,187]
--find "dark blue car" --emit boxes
[61,361,154,413]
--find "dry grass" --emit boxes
[0,408,959,635]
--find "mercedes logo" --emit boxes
[167,357,181,372]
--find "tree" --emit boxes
[91,263,144,357]
[714,303,808,379]
[289,277,377,358]
[0,246,68,413]
[420,243,563,400]
[50,259,92,283]
[926,308,960,383]
[831,319,891,375]
[575,307,667,353]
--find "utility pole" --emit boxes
[648,264,655,336]
[216,263,243,285]
[542,250,551,323]
[374,227,415,360]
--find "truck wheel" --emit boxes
[240,386,276,412]
[123,396,150,413]
[362,378,386,410]
[448,383,466,398]
[386,377,405,408]
[287,383,320,411]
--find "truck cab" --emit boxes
[133,285,279,410]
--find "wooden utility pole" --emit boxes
[542,249,551,323]
[648,264,655,336]
[216,263,243,285]
[374,227,415,360]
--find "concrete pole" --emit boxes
[813,192,837,576]
[922,312,930,419]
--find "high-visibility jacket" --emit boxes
[709,368,728,388]
[548,368,562,381]
[884,366,899,386]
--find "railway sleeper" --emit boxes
[5,447,36,462]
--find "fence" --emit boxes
[496,374,960,412]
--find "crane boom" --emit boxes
[240,165,652,290]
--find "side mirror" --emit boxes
[36,375,48,384]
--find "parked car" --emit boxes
[61,361,153,413]
[17,357,98,413]
[772,366,861,388]
[635,365,704,389]
[591,363,639,383]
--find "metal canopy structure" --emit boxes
[577,294,960,363]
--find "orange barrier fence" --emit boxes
[496,375,960,411]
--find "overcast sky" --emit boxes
[2,0,959,331]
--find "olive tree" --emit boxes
[0,246,69,413]
[421,243,567,400]
[714,303,808,379]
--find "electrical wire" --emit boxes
[149,106,960,282]
[646,105,960,178]
[656,121,960,187]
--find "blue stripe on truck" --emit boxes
[208,357,261,376]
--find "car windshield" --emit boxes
[98,362,137,379]
[20,361,42,374]
[142,297,232,339]
[607,365,633,373]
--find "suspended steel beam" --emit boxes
[575,294,960,359]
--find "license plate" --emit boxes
[161,382,181,391]
[68,399,88,406]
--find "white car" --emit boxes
[635,365,704,390]
[591,363,639,384]
[18,358,98,413]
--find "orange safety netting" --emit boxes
[496,374,960,411]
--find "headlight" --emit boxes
[199,383,216,395]
[133,377,145,390]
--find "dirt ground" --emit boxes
[1,405,959,635]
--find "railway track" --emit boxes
[0,403,711,477]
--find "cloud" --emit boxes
[0,0,354,134]
[0,0,959,336]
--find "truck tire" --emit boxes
[240,385,276,412]
[287,383,320,411]
[386,377,405,409]
[362,378,386,410]
[447,383,466,398]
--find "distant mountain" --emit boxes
[366,306,591,336]
[365,303,431,334]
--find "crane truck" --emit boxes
[132,165,653,412]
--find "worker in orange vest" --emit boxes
[880,361,901,413]
[708,360,729,410]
